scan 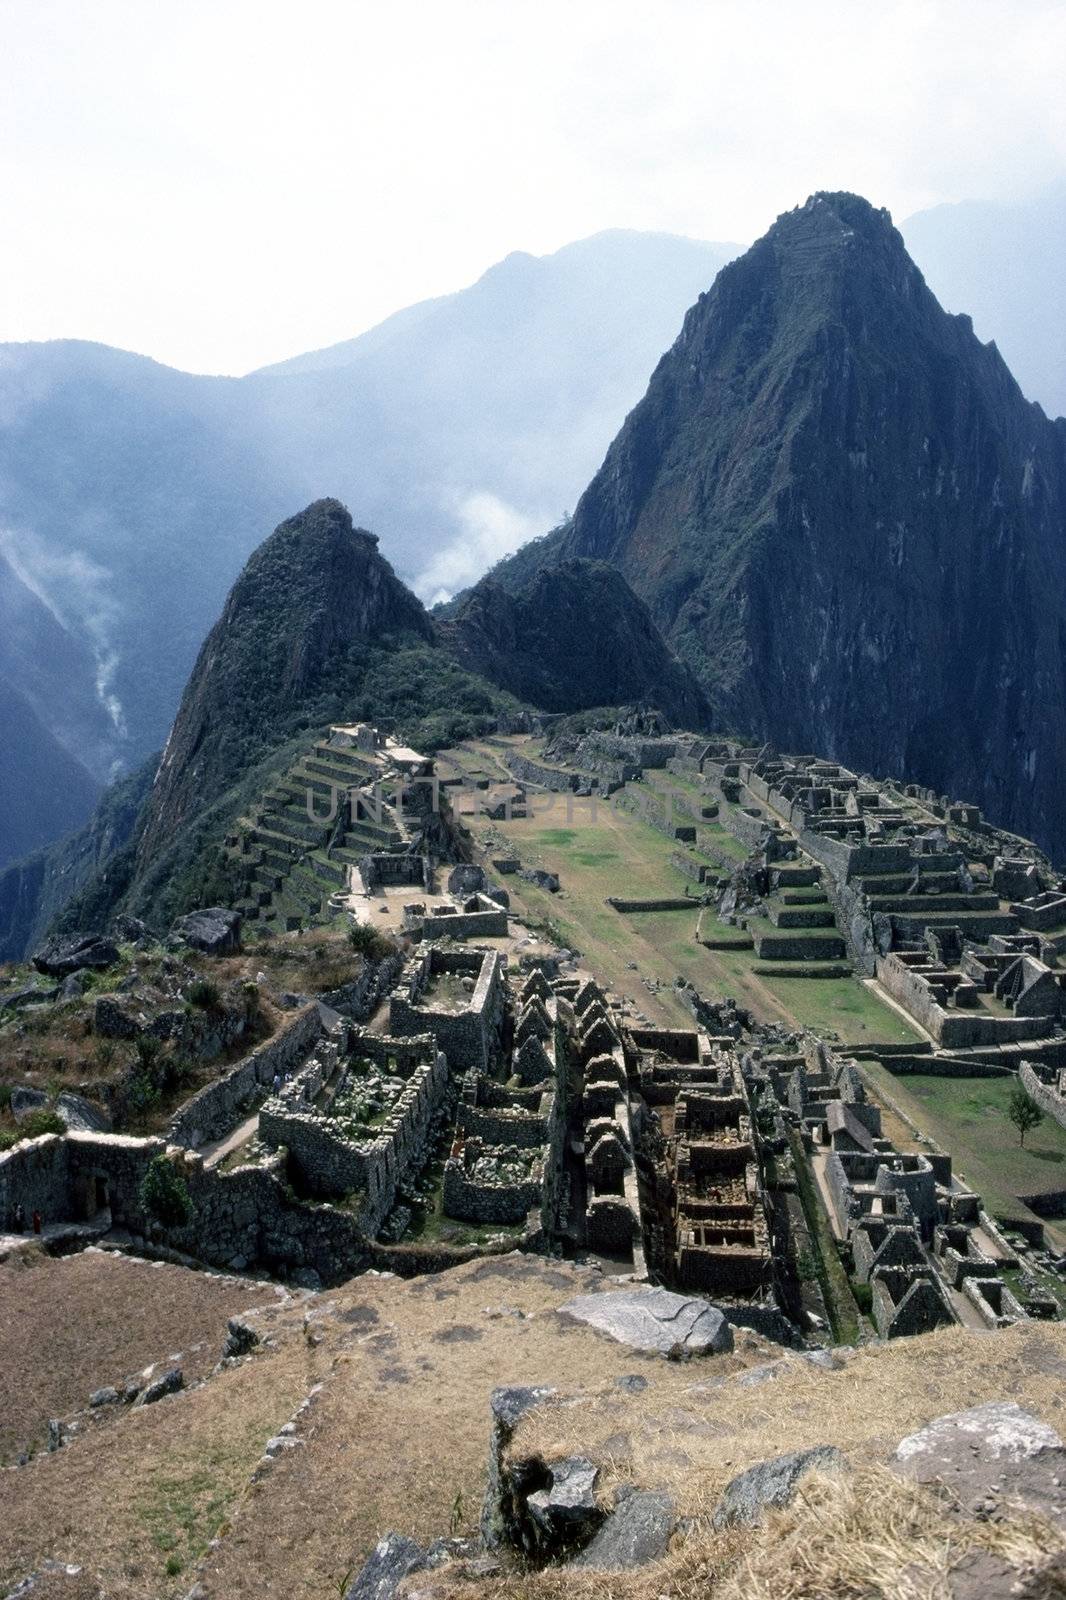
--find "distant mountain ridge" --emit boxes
[0,229,736,826]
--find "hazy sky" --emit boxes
[2,0,1065,374]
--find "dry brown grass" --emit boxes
[4,1251,1066,1600]
[427,1467,1065,1600]
[0,1279,319,1598]
[0,1246,286,1461]
[510,1320,1066,1521]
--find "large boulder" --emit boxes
[447,863,486,896]
[32,933,119,978]
[558,1287,733,1358]
[573,1485,676,1569]
[711,1445,846,1529]
[170,907,242,957]
[9,1086,48,1122]
[894,1402,1066,1528]
[55,1092,112,1133]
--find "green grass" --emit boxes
[858,1062,1066,1247]
[758,975,923,1045]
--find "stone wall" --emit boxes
[877,954,1054,1047]
[321,952,404,1019]
[388,948,506,1072]
[455,1102,548,1149]
[442,1150,543,1225]
[420,905,509,941]
[259,1047,449,1231]
[1019,1060,1066,1131]
[167,1005,324,1149]
[606,895,697,913]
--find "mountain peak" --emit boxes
[548,192,1066,856]
[137,500,432,862]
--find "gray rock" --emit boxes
[223,1317,260,1359]
[558,1287,734,1358]
[894,1402,1066,1528]
[170,907,242,956]
[1,982,58,1012]
[89,1386,120,1408]
[481,1385,557,1550]
[10,1086,49,1122]
[33,932,119,977]
[93,994,141,1040]
[58,971,92,1002]
[573,1485,676,1570]
[527,1456,600,1538]
[111,914,151,944]
[135,1367,184,1406]
[447,863,486,896]
[55,1092,112,1133]
[712,1445,846,1529]
[343,1532,426,1600]
[520,868,560,893]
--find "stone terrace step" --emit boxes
[768,904,837,929]
[866,892,1001,913]
[751,926,847,961]
[771,864,821,887]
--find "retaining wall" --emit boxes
[167,1005,324,1149]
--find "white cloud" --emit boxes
[0,1,1064,372]
[0,526,127,735]
[414,492,547,606]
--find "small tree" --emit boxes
[1008,1084,1044,1148]
[139,1154,194,1229]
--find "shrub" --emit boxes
[0,1085,11,1111]
[347,922,396,962]
[139,1155,194,1228]
[20,1109,66,1139]
[0,1128,18,1152]
[134,1034,163,1070]
[188,977,221,1010]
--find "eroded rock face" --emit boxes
[711,1445,846,1529]
[558,1287,734,1358]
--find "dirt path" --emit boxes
[201,1112,260,1170]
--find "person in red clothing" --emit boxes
[32,1210,41,1235]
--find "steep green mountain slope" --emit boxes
[543,193,1066,858]
[441,557,711,724]
[2,497,698,951]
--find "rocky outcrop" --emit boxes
[711,1444,846,1529]
[32,932,119,977]
[443,559,711,725]
[170,907,242,957]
